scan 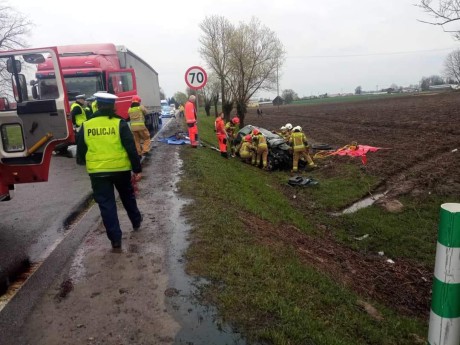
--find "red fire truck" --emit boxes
[0,47,72,201]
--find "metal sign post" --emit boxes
[184,66,207,147]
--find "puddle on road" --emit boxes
[334,191,387,215]
[166,155,248,345]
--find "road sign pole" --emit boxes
[428,203,460,345]
[184,66,207,148]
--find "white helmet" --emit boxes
[293,126,302,132]
[285,123,293,130]
[280,126,286,130]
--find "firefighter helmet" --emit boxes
[232,117,240,124]
[244,134,252,142]
[293,126,301,132]
[285,123,293,130]
[132,95,141,103]
[252,128,260,135]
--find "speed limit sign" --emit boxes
[185,66,207,90]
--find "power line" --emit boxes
[288,46,459,59]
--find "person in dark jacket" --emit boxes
[76,92,142,250]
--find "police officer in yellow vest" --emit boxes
[76,92,143,249]
[71,94,88,130]
[91,99,98,114]
[128,95,151,157]
[85,96,95,118]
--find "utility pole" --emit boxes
[276,63,279,97]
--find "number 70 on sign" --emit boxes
[184,66,208,90]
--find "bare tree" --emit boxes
[0,4,31,98]
[420,74,445,90]
[221,77,235,118]
[0,3,31,50]
[199,16,235,121]
[228,18,285,127]
[444,49,460,82]
[200,73,220,116]
[282,89,298,104]
[417,0,460,39]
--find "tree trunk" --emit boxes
[236,101,247,128]
[223,101,233,122]
[221,80,230,122]
[204,102,211,116]
[213,94,219,117]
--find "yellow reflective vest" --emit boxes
[71,102,87,127]
[128,106,146,129]
[83,116,131,174]
[253,133,268,149]
[289,131,308,152]
[91,100,98,113]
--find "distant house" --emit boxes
[428,84,459,91]
[272,96,284,106]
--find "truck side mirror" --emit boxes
[6,58,21,73]
[11,74,28,102]
[32,85,38,99]
[22,53,45,64]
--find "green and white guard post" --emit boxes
[428,203,460,345]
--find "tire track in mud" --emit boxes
[242,213,432,318]
[381,148,460,198]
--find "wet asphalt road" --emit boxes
[0,119,171,292]
[0,154,92,290]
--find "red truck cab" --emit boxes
[33,43,137,118]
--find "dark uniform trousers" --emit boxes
[90,171,142,242]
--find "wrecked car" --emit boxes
[234,125,304,171]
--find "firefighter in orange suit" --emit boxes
[215,112,228,158]
[184,95,199,147]
[252,128,269,169]
[289,126,317,172]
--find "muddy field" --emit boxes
[244,92,460,198]
[236,92,460,320]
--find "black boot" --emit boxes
[221,152,229,159]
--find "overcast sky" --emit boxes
[14,0,459,98]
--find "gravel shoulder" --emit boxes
[16,119,186,345]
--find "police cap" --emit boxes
[75,94,86,100]
[94,92,118,104]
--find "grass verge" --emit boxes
[178,114,436,344]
